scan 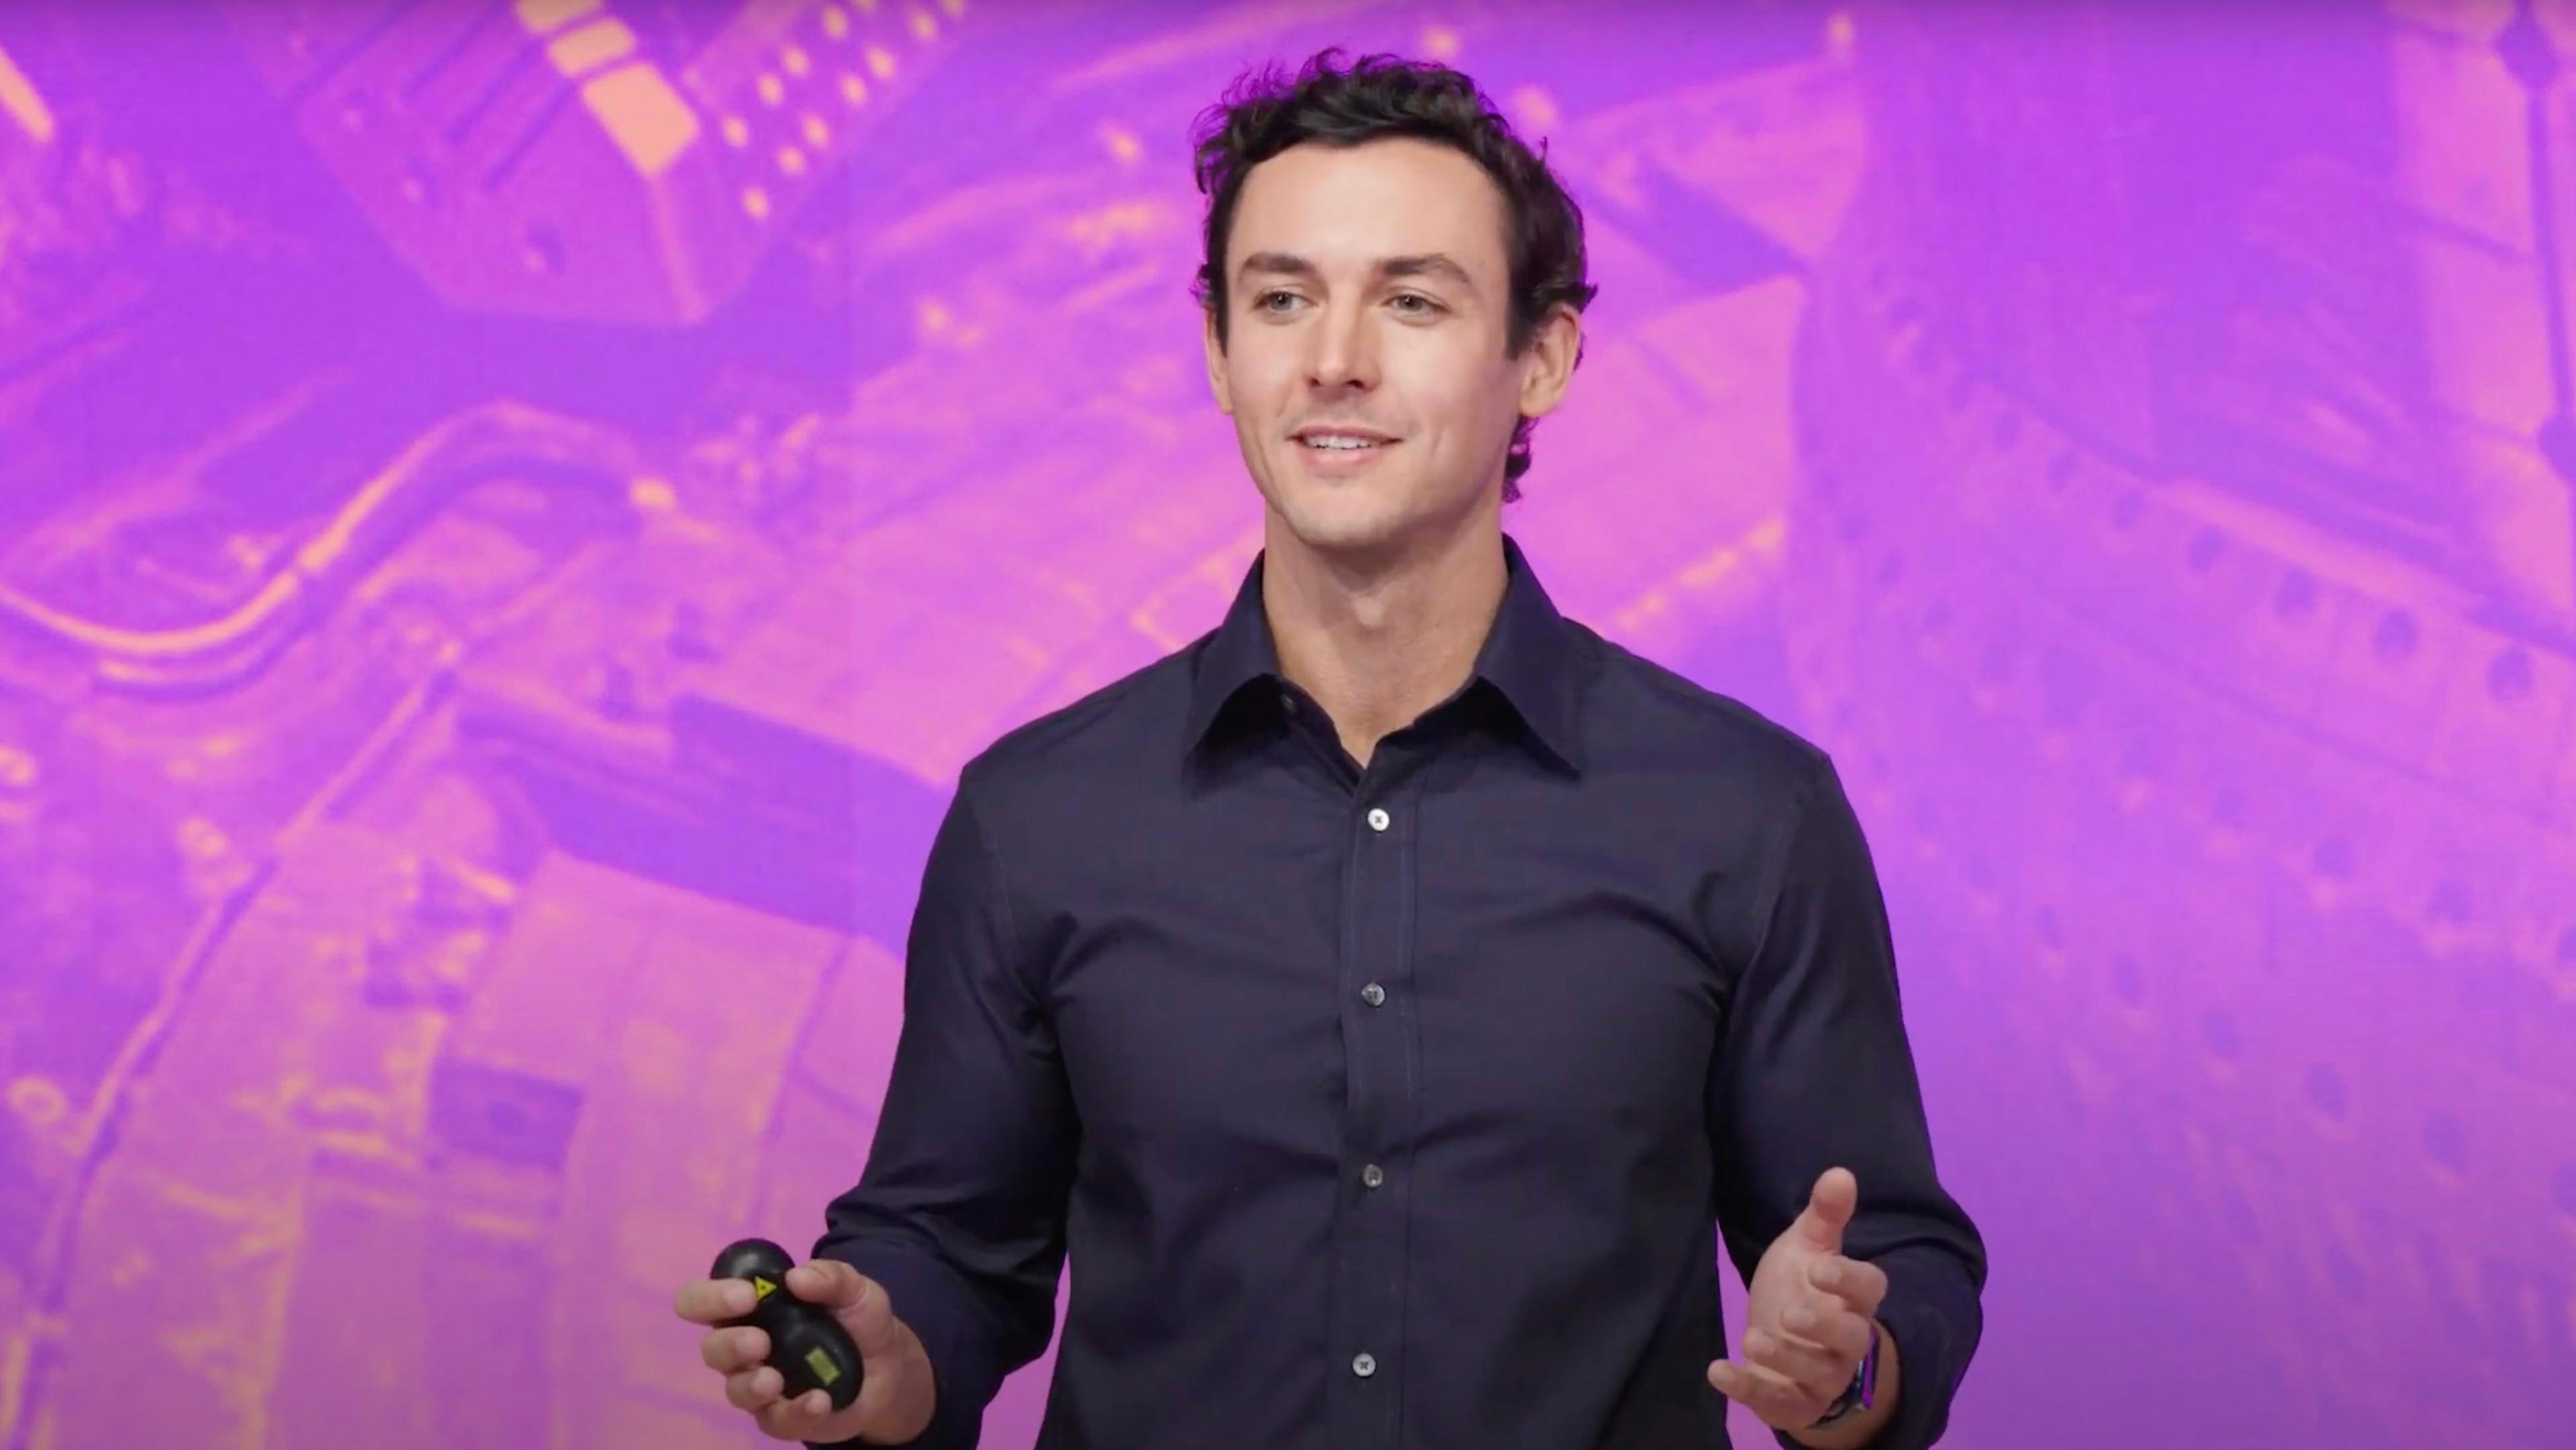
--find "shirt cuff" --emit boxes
[1770,1243,1982,1450]
[805,1239,1006,1450]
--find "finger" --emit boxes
[782,1257,869,1310]
[1707,1356,1830,1430]
[1780,1302,1874,1365]
[674,1276,757,1325]
[700,1325,771,1374]
[787,1258,902,1359]
[724,1365,785,1413]
[755,1388,835,1440]
[1808,1253,1889,1316]
[1789,1167,1858,1255]
[1743,1326,1851,1404]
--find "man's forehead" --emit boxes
[1229,140,1507,282]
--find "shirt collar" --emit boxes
[1182,533,1582,774]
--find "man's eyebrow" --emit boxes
[1236,251,1319,280]
[1379,253,1474,287]
[1235,252,1476,288]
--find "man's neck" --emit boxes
[1259,514,1509,770]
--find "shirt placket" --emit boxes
[1327,750,1422,1450]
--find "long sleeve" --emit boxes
[808,771,1077,1450]
[1707,756,1987,1450]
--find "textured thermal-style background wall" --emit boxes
[0,3,2569,1448]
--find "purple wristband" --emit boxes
[1856,1319,1878,1408]
[1808,1320,1878,1429]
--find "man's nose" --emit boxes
[1305,303,1377,391]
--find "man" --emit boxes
[676,48,1985,1450]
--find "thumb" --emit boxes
[1790,1166,1858,1253]
[786,1257,906,1361]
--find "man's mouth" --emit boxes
[1291,424,1399,456]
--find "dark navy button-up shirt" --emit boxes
[814,535,1985,1450]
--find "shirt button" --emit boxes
[1352,1352,1377,1378]
[1366,807,1391,832]
[1360,982,1386,1007]
[1361,1163,1385,1189]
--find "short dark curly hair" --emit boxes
[1188,49,1599,502]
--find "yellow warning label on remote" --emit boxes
[806,1347,841,1385]
[751,1275,776,1300]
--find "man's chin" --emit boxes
[1273,501,1411,559]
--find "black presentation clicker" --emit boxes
[710,1237,864,1411]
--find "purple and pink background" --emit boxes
[0,2,2569,1448]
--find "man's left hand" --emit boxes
[1706,1166,1887,1431]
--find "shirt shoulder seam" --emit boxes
[953,766,1044,1013]
[1738,752,1835,976]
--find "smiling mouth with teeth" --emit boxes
[1303,437,1383,450]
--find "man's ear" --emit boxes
[1203,308,1232,415]
[1515,303,1582,422]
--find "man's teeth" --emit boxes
[1303,437,1381,450]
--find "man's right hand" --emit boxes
[676,1257,938,1445]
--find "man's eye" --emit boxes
[1391,293,1442,315]
[1256,290,1299,312]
